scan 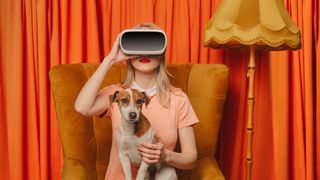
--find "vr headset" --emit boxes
[120,29,167,55]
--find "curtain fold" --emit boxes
[0,0,318,180]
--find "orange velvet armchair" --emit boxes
[49,63,229,180]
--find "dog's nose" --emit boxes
[129,112,137,119]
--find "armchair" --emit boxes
[49,63,228,180]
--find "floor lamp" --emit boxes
[203,0,301,179]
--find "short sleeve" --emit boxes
[177,92,199,128]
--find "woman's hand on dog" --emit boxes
[137,142,169,164]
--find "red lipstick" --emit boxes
[139,58,151,63]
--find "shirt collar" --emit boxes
[131,81,157,97]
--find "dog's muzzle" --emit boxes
[128,112,137,121]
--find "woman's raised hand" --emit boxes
[106,35,139,65]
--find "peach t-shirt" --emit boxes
[98,84,199,180]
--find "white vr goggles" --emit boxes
[120,29,167,55]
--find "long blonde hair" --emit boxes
[121,23,172,108]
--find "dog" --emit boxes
[111,88,177,180]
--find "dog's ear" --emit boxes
[109,90,120,104]
[142,92,150,108]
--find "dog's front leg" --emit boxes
[119,152,132,180]
[136,161,150,180]
[155,165,177,180]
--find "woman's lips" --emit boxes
[139,58,151,63]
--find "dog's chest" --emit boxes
[118,128,154,165]
[118,135,141,165]
[119,135,139,151]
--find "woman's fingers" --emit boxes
[139,142,162,150]
[108,35,121,57]
[108,34,140,63]
[115,49,140,63]
[138,142,165,164]
[140,151,160,159]
[107,33,142,63]
[138,146,161,155]
[141,156,159,164]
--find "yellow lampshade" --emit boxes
[204,0,301,50]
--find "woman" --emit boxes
[74,23,199,179]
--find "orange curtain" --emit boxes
[0,0,318,180]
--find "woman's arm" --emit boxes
[74,56,114,116]
[74,35,138,117]
[165,126,198,169]
[138,126,198,170]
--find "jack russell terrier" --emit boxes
[111,88,177,180]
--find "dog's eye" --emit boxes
[121,98,129,104]
[136,99,144,105]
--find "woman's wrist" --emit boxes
[102,55,116,67]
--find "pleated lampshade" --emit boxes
[204,0,301,179]
[204,0,301,50]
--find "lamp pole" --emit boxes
[246,45,255,180]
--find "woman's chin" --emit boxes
[134,67,158,74]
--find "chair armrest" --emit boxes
[62,158,97,180]
[190,157,225,180]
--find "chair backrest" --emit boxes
[49,63,229,179]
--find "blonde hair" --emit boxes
[121,23,172,108]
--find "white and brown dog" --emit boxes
[111,88,177,180]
